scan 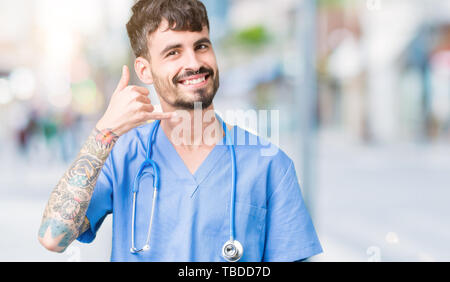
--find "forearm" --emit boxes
[38,128,118,252]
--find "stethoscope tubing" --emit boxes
[130,115,241,260]
[130,120,161,253]
[224,120,237,241]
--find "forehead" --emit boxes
[148,20,210,52]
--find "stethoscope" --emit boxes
[129,114,243,262]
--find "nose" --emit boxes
[182,49,202,72]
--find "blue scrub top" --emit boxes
[77,119,322,262]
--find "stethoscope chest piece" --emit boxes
[222,239,243,262]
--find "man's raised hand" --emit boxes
[96,65,175,136]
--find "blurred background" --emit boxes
[1,0,449,262]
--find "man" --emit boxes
[38,0,322,262]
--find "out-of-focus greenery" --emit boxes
[71,79,103,115]
[318,0,357,8]
[223,25,271,50]
[235,26,270,46]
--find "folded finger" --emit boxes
[135,95,152,104]
[127,85,150,95]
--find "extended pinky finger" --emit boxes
[147,112,177,120]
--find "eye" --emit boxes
[166,50,179,57]
[196,44,209,51]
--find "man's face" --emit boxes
[147,20,219,110]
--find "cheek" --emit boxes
[206,52,218,69]
[153,69,173,86]
[151,60,173,79]
[162,64,183,85]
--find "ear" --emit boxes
[134,56,153,84]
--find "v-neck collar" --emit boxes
[154,121,230,196]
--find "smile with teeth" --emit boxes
[183,76,206,85]
[179,75,209,86]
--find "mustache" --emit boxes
[173,66,214,85]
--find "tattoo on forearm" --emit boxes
[67,155,103,189]
[38,128,118,251]
[38,218,74,248]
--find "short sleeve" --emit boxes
[263,161,322,261]
[77,155,114,244]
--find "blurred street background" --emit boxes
[1,0,449,261]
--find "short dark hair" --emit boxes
[126,0,210,58]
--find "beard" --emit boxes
[152,66,220,110]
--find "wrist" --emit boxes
[96,118,125,137]
[94,127,119,147]
[80,127,119,161]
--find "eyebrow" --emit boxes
[159,37,212,57]
[160,43,183,57]
[193,37,212,47]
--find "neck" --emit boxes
[159,102,223,150]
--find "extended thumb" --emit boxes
[116,65,130,92]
